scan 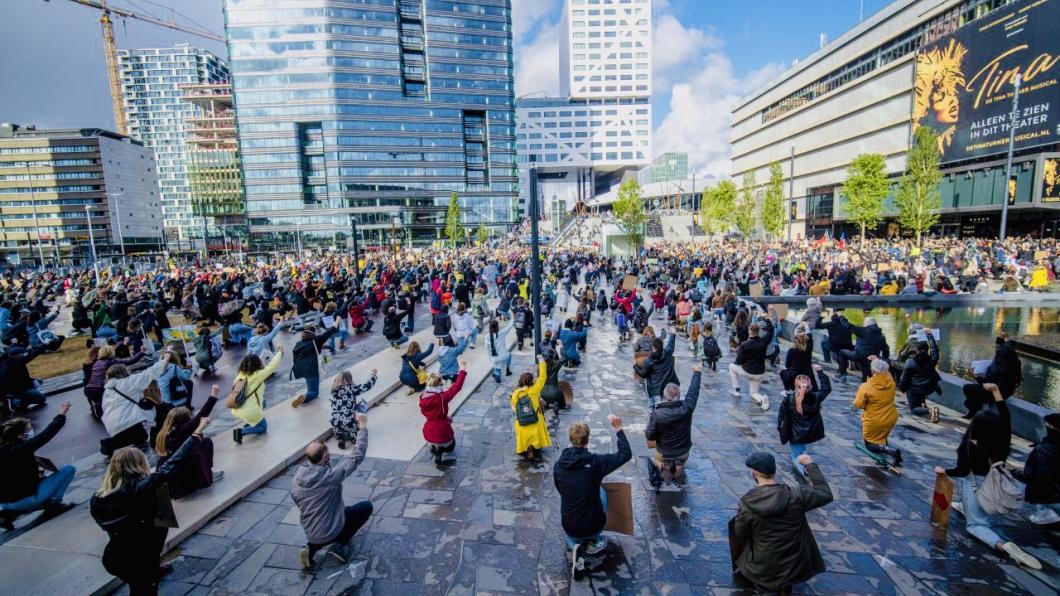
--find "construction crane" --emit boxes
[47,0,224,135]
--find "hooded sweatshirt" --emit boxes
[853,373,898,445]
[552,431,631,539]
[291,426,368,545]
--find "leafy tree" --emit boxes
[699,180,737,234]
[842,153,889,242]
[612,179,646,254]
[445,193,461,247]
[761,161,786,239]
[896,126,943,246]
[734,171,757,237]
[476,222,489,244]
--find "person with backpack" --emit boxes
[290,322,340,409]
[511,355,551,461]
[778,367,831,476]
[897,332,942,422]
[399,341,435,395]
[486,317,515,383]
[513,299,533,351]
[230,346,285,444]
[419,361,468,466]
[934,383,1041,569]
[615,308,629,341]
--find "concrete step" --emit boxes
[0,321,504,596]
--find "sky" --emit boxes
[2,0,893,178]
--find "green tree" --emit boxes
[761,161,786,238]
[445,193,461,247]
[612,179,646,254]
[476,222,489,244]
[842,153,889,242]
[896,126,943,246]
[734,171,757,237]
[699,180,737,234]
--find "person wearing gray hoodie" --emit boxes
[292,414,372,569]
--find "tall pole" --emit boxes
[349,215,360,281]
[787,146,795,241]
[999,74,1021,241]
[25,162,46,267]
[691,172,697,245]
[529,156,542,358]
[85,204,100,285]
[108,193,127,264]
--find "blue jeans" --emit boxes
[304,376,320,403]
[242,418,268,435]
[229,323,253,345]
[8,388,46,409]
[565,488,608,548]
[790,443,807,475]
[1,465,76,513]
[820,338,832,364]
[96,325,118,340]
[492,354,511,381]
[327,329,349,352]
[405,317,415,333]
[393,334,409,347]
[962,475,1002,547]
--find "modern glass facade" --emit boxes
[223,0,518,250]
[118,47,230,244]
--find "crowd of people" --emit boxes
[0,227,1057,594]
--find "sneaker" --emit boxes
[329,542,350,563]
[646,459,661,489]
[952,501,964,516]
[0,510,19,531]
[298,546,314,569]
[212,471,225,484]
[753,394,769,411]
[1001,542,1042,570]
[1029,508,1060,525]
[291,394,306,408]
[232,428,243,445]
[570,544,585,580]
[730,389,741,398]
[584,537,608,556]
[41,502,75,519]
[893,449,903,467]
[434,452,443,466]
[929,407,940,424]
[837,373,848,383]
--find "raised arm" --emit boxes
[797,462,834,510]
[684,370,702,412]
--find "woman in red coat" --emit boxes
[347,298,372,333]
[419,361,468,466]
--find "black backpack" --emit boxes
[167,365,194,405]
[514,310,527,330]
[515,393,539,426]
[703,336,722,358]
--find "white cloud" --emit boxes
[652,14,720,85]
[513,2,562,97]
[512,0,560,45]
[654,53,783,179]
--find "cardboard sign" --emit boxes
[748,281,763,298]
[633,351,651,380]
[560,381,574,406]
[931,472,954,530]
[773,303,789,321]
[877,263,891,272]
[1034,250,1049,261]
[622,275,639,291]
[916,328,941,342]
[602,482,634,536]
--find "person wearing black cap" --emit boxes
[1021,412,1060,525]
[733,451,833,593]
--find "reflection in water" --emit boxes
[796,306,1060,410]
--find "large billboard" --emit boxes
[912,0,1060,164]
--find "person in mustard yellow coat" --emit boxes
[511,356,551,461]
[1028,263,1049,291]
[853,357,902,467]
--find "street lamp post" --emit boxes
[691,172,697,245]
[84,204,100,285]
[999,75,1021,241]
[391,216,401,256]
[25,162,46,267]
[528,155,542,358]
[295,222,303,255]
[349,215,360,281]
[107,192,127,264]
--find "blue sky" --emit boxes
[3,0,894,177]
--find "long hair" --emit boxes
[517,371,535,388]
[332,370,353,393]
[96,447,150,497]
[0,418,30,446]
[155,407,191,457]
[239,354,264,376]
[405,341,421,357]
[794,333,809,352]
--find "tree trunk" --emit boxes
[916,229,922,246]
[860,223,866,243]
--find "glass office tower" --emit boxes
[223,0,518,251]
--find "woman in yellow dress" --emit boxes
[511,355,551,461]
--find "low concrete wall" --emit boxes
[777,318,1052,443]
[745,292,1060,306]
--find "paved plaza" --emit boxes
[81,310,1058,596]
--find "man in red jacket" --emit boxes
[419,360,468,466]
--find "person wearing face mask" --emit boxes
[0,402,76,530]
[733,451,833,593]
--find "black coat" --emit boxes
[432,311,451,337]
[778,372,831,445]
[0,414,65,503]
[646,372,700,457]
[782,346,817,391]
[634,334,679,397]
[733,463,833,590]
[734,332,771,376]
[291,328,336,380]
[383,309,408,341]
[852,324,889,360]
[898,336,940,395]
[815,316,853,350]
[1024,432,1060,504]
[553,431,632,539]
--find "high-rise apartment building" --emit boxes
[516,0,652,216]
[118,46,229,245]
[223,0,518,250]
[0,124,163,266]
[181,83,245,254]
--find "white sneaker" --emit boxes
[752,393,769,411]
[1029,508,1060,525]
[952,501,964,516]
[1001,542,1042,570]
[584,537,608,556]
[730,389,741,398]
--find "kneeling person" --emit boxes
[645,366,701,484]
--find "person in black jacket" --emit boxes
[432,306,451,340]
[814,310,853,366]
[290,321,340,408]
[778,368,830,476]
[91,418,210,595]
[897,333,941,422]
[634,331,678,402]
[734,452,833,592]
[553,416,631,561]
[538,349,568,413]
[0,402,76,530]
[962,337,1022,418]
[1,345,48,411]
[728,321,772,411]
[780,332,817,394]
[645,366,701,484]
[934,384,1041,569]
[1021,413,1060,525]
[839,317,889,382]
[383,306,409,349]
